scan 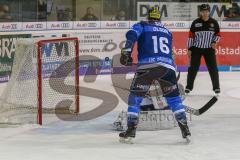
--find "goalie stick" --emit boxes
[112,84,218,116]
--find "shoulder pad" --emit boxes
[139,21,147,26]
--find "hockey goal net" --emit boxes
[0,37,79,125]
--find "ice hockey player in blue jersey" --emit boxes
[119,6,191,143]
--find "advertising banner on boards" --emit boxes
[70,30,240,67]
[0,34,31,82]
[137,2,230,21]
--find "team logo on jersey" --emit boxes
[210,23,214,27]
[195,23,202,27]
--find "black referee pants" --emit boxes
[186,47,220,91]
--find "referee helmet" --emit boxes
[200,4,210,12]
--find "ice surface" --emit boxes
[0,72,240,160]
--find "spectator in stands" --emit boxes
[224,3,240,21]
[232,3,240,14]
[0,4,12,22]
[224,8,240,21]
[81,7,98,21]
[38,0,47,21]
[57,8,72,21]
[111,10,127,21]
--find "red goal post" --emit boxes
[37,37,80,125]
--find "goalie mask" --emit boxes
[148,6,161,20]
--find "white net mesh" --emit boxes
[0,38,79,125]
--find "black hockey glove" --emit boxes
[120,48,133,66]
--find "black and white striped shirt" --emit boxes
[187,17,221,49]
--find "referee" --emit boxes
[186,4,221,95]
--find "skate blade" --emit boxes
[214,93,220,97]
[119,137,134,144]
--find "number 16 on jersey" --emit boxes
[152,36,170,54]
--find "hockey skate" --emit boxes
[175,112,191,143]
[178,120,191,143]
[184,88,191,95]
[119,126,136,144]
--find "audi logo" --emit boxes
[88,23,97,27]
[11,24,17,29]
[175,23,186,28]
[61,23,70,28]
[35,24,43,28]
[117,23,127,28]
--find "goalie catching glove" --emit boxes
[120,48,133,66]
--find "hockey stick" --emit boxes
[112,84,218,116]
[184,96,218,116]
[176,71,181,81]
